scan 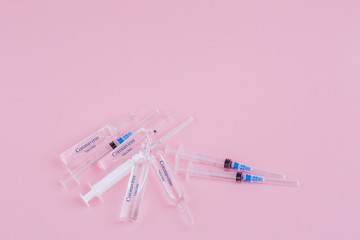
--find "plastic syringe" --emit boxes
[80,117,194,206]
[60,109,160,187]
[97,115,170,172]
[177,162,299,187]
[60,115,135,169]
[166,145,286,179]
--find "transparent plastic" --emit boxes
[118,128,153,221]
[80,130,153,206]
[150,117,193,151]
[80,155,138,206]
[60,115,134,169]
[124,109,160,137]
[150,151,194,225]
[177,162,299,187]
[166,145,285,179]
[98,115,170,172]
[80,117,194,207]
[59,109,160,188]
[97,129,153,172]
[119,117,194,221]
[60,143,115,187]
[120,157,150,222]
[165,145,223,168]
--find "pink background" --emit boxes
[1,0,359,239]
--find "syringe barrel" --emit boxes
[184,163,237,181]
[80,156,136,205]
[60,125,119,168]
[60,114,136,169]
[80,127,154,206]
[151,117,193,150]
[165,145,224,168]
[179,163,299,188]
[98,115,170,172]
[93,157,136,195]
[60,143,114,187]
[98,129,152,172]
[181,151,223,167]
[131,109,159,133]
